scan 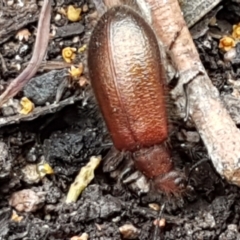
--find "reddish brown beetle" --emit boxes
[88,5,185,195]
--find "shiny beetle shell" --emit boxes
[88,5,168,152]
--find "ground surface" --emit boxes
[0,0,240,239]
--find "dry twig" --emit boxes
[0,0,51,106]
[141,0,240,186]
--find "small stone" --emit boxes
[82,4,88,12]
[1,99,21,116]
[23,69,68,105]
[178,129,200,143]
[224,48,237,62]
[88,10,98,21]
[123,171,150,194]
[119,224,140,239]
[79,76,89,87]
[148,203,160,211]
[9,189,46,212]
[0,142,12,179]
[54,13,61,21]
[219,224,240,240]
[21,164,41,184]
[153,218,166,228]
[70,233,89,240]
[7,0,14,6]
[159,218,166,228]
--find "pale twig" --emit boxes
[141,0,240,186]
[0,0,51,106]
[66,156,102,203]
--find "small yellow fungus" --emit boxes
[62,47,77,63]
[69,63,84,79]
[16,29,31,41]
[78,44,87,53]
[11,210,23,222]
[20,97,34,114]
[219,36,236,51]
[67,5,81,22]
[37,162,54,178]
[232,23,240,39]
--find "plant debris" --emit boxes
[66,155,102,203]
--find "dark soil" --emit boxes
[0,0,240,239]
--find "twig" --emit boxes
[153,203,165,240]
[141,0,240,186]
[0,0,51,106]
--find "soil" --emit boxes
[0,0,240,239]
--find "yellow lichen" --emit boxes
[69,63,84,79]
[232,23,240,39]
[62,47,77,63]
[219,36,236,51]
[19,97,34,114]
[67,5,81,22]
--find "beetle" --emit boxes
[88,5,185,195]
